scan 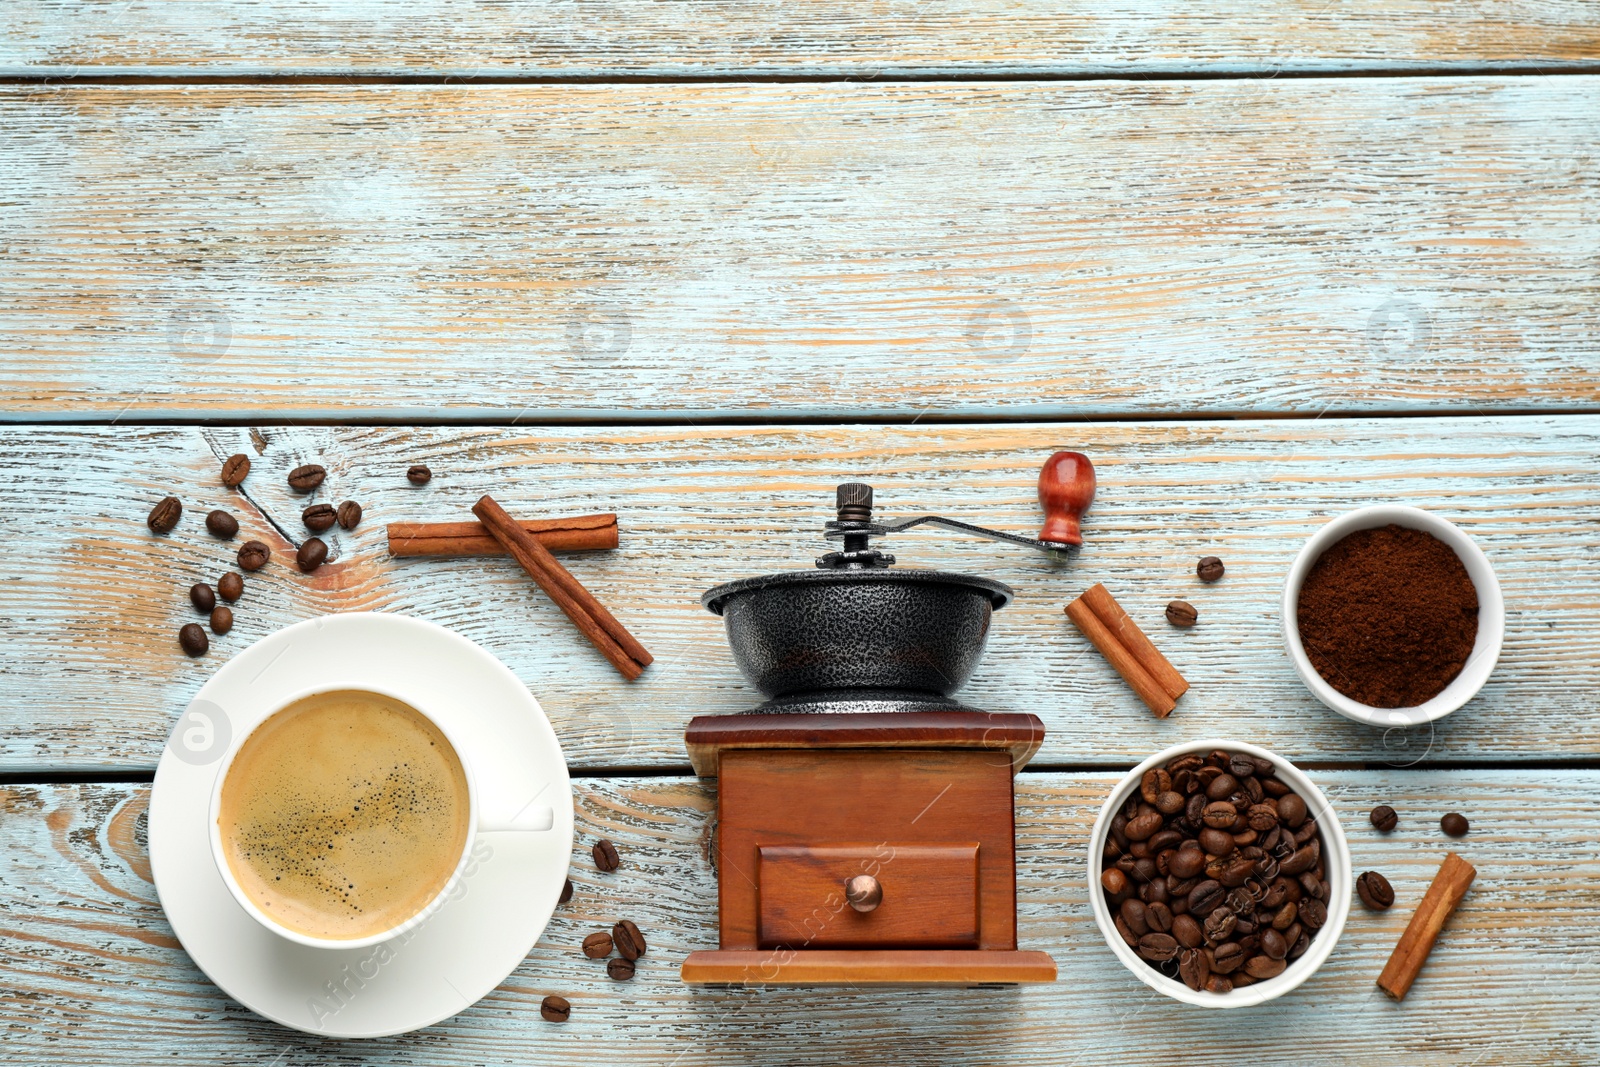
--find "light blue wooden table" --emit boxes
[1,4,1597,1063]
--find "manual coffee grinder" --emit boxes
[681,453,1093,984]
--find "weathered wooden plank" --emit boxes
[2,0,1597,76]
[2,419,1597,774]
[2,773,1595,1064]
[1,80,1596,421]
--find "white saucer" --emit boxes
[150,613,574,1038]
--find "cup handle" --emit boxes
[478,806,555,833]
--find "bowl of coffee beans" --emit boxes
[1088,740,1352,1008]
[1282,505,1504,727]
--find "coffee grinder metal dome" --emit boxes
[682,453,1093,985]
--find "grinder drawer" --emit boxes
[757,843,980,949]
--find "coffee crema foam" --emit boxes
[218,690,471,940]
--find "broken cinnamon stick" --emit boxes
[472,496,652,681]
[387,513,618,557]
[1065,594,1177,718]
[1080,583,1188,702]
[1377,851,1476,1001]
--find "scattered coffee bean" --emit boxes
[287,464,326,493]
[607,957,636,981]
[217,572,243,602]
[1441,812,1470,837]
[613,920,646,960]
[210,605,233,635]
[296,537,328,573]
[593,838,620,872]
[205,509,239,539]
[178,623,208,657]
[539,995,570,1023]
[1356,870,1395,910]
[237,540,271,571]
[1197,556,1225,582]
[147,497,182,534]
[302,503,337,532]
[337,500,363,530]
[221,453,251,487]
[190,583,216,613]
[1165,600,1198,627]
[407,464,432,486]
[582,931,614,959]
[559,878,574,905]
[1370,805,1399,832]
[1100,747,1328,995]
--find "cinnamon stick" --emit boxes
[1377,852,1476,1001]
[387,513,618,557]
[471,496,652,681]
[1080,583,1188,701]
[1065,595,1177,718]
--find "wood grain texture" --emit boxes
[2,772,1595,1065]
[1,80,1597,421]
[3,418,1599,774]
[2,1,1597,76]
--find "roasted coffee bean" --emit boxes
[1187,880,1225,917]
[607,957,636,981]
[1204,974,1234,994]
[1198,828,1235,856]
[1298,897,1328,930]
[302,503,337,532]
[1125,810,1164,841]
[1370,804,1399,832]
[1155,790,1186,816]
[407,464,432,485]
[1145,901,1173,933]
[582,932,614,958]
[1357,870,1395,910]
[613,920,646,960]
[1172,912,1204,949]
[1227,755,1256,779]
[1140,768,1169,803]
[1243,776,1264,804]
[288,464,326,493]
[1202,801,1239,829]
[1276,793,1308,828]
[1294,819,1319,846]
[1148,828,1184,854]
[1230,972,1256,988]
[1120,899,1150,937]
[190,583,216,613]
[1178,948,1210,990]
[1290,930,1311,959]
[1169,847,1206,880]
[1299,871,1326,901]
[1205,773,1238,801]
[217,571,243,602]
[221,453,251,487]
[1262,880,1290,909]
[1218,857,1257,888]
[205,510,239,539]
[1204,908,1237,944]
[237,540,271,571]
[1280,841,1320,877]
[1141,879,1169,906]
[559,878,574,905]
[1442,812,1470,837]
[1114,915,1138,947]
[147,496,182,534]
[1211,941,1245,974]
[337,500,363,530]
[1169,753,1204,774]
[540,996,570,1023]
[1165,600,1198,627]
[1185,792,1208,821]
[1247,803,1280,832]
[178,623,208,657]
[296,537,328,573]
[1271,901,1298,930]
[1260,928,1288,960]
[1137,933,1179,962]
[1101,867,1129,896]
[1197,556,1226,582]
[1261,776,1291,798]
[210,606,233,635]
[593,838,621,872]
[1245,955,1287,979]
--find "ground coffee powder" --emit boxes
[1296,524,1478,707]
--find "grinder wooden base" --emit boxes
[681,712,1057,985]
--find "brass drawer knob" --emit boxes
[845,874,882,913]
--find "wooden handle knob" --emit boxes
[844,874,882,913]
[1038,451,1095,546]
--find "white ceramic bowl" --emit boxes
[1087,739,1352,1008]
[1282,505,1504,728]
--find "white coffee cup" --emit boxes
[207,682,555,950]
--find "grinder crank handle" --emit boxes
[1037,451,1095,547]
